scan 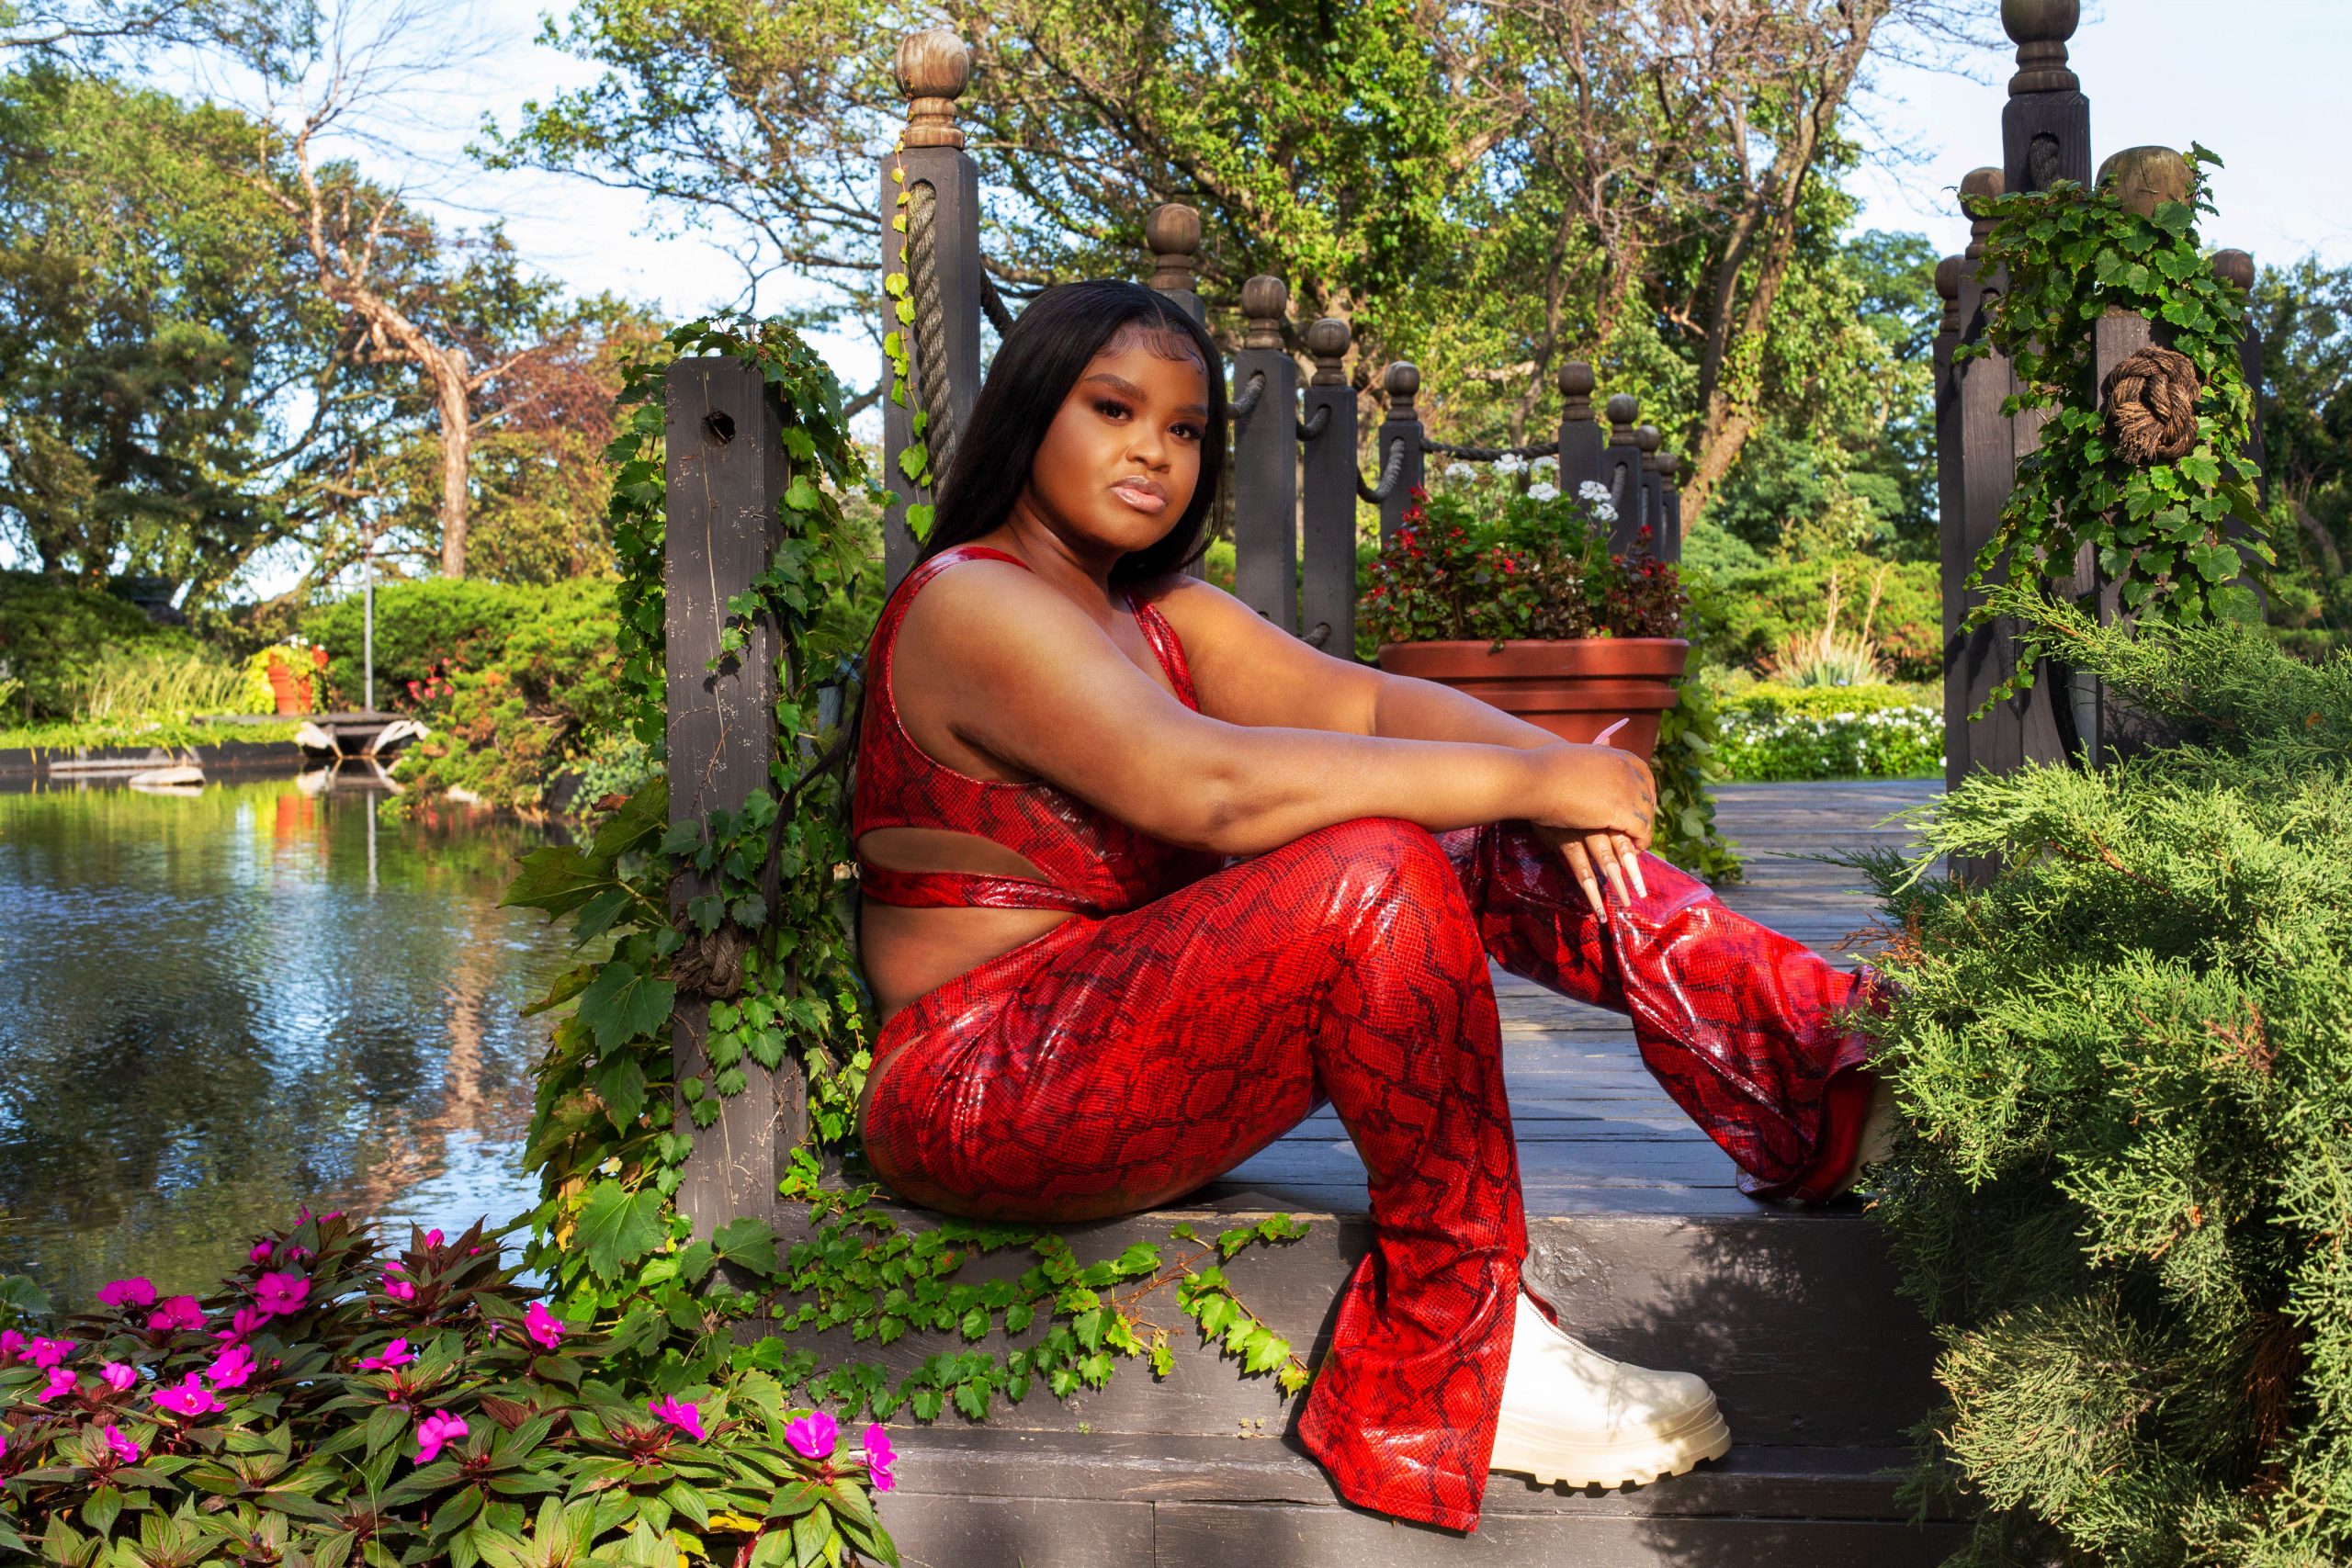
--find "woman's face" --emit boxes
[1019,326,1210,561]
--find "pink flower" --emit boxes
[784,1409,838,1461]
[152,1371,222,1417]
[254,1272,308,1316]
[248,1240,274,1264]
[25,1337,74,1369]
[147,1296,205,1334]
[423,1229,444,1248]
[413,1410,468,1464]
[523,1303,566,1350]
[381,1271,415,1303]
[647,1395,706,1440]
[356,1337,413,1372]
[98,1361,137,1392]
[96,1278,155,1310]
[862,1423,896,1492]
[103,1425,139,1464]
[0,1328,24,1364]
[30,1367,77,1404]
[215,1306,269,1343]
[207,1343,255,1392]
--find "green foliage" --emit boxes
[0,570,198,720]
[1860,584,2352,1565]
[1681,539,1941,682]
[0,1213,897,1566]
[1714,681,1942,782]
[2247,257,2352,664]
[1962,147,2270,701]
[303,579,545,715]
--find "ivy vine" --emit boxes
[1961,144,2271,703]
[503,315,1317,1440]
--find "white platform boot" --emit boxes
[1486,1287,1733,1489]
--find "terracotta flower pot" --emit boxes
[264,660,313,716]
[1376,637,1690,762]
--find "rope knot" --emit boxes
[2100,344,2201,466]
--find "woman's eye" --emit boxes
[1173,423,1204,442]
[1093,398,1130,420]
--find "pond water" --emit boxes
[0,775,575,1311]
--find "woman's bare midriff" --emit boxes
[854,826,1078,1128]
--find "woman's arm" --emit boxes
[901,562,1653,868]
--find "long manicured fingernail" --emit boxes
[1631,858,1648,899]
[1595,717,1629,746]
[1581,878,1605,916]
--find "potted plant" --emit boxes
[1364,462,1689,761]
[243,638,329,716]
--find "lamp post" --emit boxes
[363,525,375,715]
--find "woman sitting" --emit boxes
[853,279,1894,1534]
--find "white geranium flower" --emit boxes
[1442,461,1476,483]
[1527,481,1560,502]
[1531,453,1558,471]
[1495,451,1525,475]
[1591,501,1618,525]
[1577,480,1611,504]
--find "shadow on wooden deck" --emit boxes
[813,781,1958,1566]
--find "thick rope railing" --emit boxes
[1227,370,1267,418]
[1295,404,1330,442]
[905,180,961,479]
[1356,435,1408,503]
[978,270,1015,336]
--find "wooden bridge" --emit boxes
[785,781,1955,1567]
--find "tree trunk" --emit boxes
[437,346,471,579]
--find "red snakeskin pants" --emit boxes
[862,818,1878,1532]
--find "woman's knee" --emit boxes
[1290,817,1461,908]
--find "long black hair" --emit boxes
[919,279,1225,583]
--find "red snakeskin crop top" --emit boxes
[851,545,1223,916]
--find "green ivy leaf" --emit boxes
[578,961,677,1052]
[576,1181,667,1280]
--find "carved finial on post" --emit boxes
[2211,249,2256,292]
[1935,255,1962,326]
[1306,316,1351,386]
[893,29,969,150]
[1636,423,1662,461]
[1147,204,1202,296]
[2098,146,2192,220]
[2002,0,2079,96]
[1241,276,1288,350]
[1384,360,1419,417]
[1961,168,2005,259]
[1558,360,1595,423]
[1605,392,1638,445]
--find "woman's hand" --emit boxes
[1527,745,1657,917]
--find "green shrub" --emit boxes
[0,1213,899,1565]
[303,580,541,713]
[1715,681,1943,781]
[0,572,196,720]
[1684,547,1941,682]
[1861,586,2352,1567]
[1650,669,1741,883]
[390,580,625,815]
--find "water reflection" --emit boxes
[0,776,572,1308]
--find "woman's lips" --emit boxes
[1110,479,1167,513]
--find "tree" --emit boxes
[0,65,354,603]
[487,0,1970,527]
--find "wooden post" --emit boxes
[1556,361,1603,495]
[663,357,801,1239]
[880,29,983,590]
[1376,363,1425,549]
[1932,253,1965,765]
[2213,248,2264,482]
[1949,167,2010,795]
[1601,394,1644,554]
[1300,316,1359,654]
[1636,424,1666,551]
[1147,204,1208,327]
[1655,452,1683,563]
[1230,276,1300,630]
[1147,203,1217,581]
[2001,0,2090,195]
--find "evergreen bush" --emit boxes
[302,581,544,714]
[1682,547,1940,682]
[0,572,196,721]
[1861,585,2352,1566]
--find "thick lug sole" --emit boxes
[1487,1397,1735,1490]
